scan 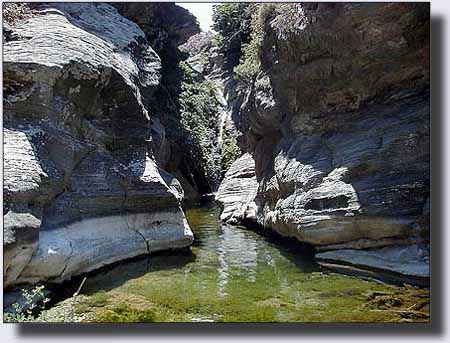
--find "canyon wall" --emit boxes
[3,3,197,287]
[115,4,227,197]
[2,2,431,288]
[216,3,430,277]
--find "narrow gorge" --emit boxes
[3,2,430,323]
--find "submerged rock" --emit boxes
[3,3,193,287]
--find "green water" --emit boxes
[73,203,429,322]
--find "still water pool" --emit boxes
[66,203,429,322]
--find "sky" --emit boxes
[176,3,215,32]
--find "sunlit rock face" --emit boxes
[216,153,258,224]
[217,3,430,277]
[3,3,193,288]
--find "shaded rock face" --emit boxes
[3,3,194,288]
[113,3,208,197]
[216,3,430,277]
[152,31,240,196]
[179,32,249,191]
[113,2,199,52]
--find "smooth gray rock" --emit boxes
[18,210,193,284]
[217,3,430,278]
[3,212,40,287]
[215,153,258,224]
[3,3,193,287]
[316,245,430,278]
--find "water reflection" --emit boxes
[54,202,429,323]
[187,203,320,299]
[217,224,258,296]
[78,251,196,295]
[75,202,319,303]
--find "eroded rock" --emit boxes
[216,153,258,224]
[3,3,193,287]
[216,3,430,277]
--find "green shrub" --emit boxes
[233,41,261,83]
[3,285,50,323]
[211,33,225,49]
[270,4,309,40]
[179,63,222,188]
[231,4,310,82]
[212,3,252,50]
[233,4,276,83]
[221,131,241,174]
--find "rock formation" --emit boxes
[216,3,430,277]
[2,2,431,289]
[3,3,196,287]
[216,153,258,224]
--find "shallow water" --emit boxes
[71,203,429,323]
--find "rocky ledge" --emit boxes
[3,3,195,288]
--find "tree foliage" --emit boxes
[179,62,222,190]
[233,4,276,83]
[214,3,310,83]
[270,4,309,40]
[212,3,252,49]
[221,129,241,174]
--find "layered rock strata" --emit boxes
[3,3,194,287]
[216,3,430,277]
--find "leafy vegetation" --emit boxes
[233,4,275,83]
[221,128,241,174]
[215,3,310,82]
[212,3,252,51]
[179,62,222,191]
[270,4,309,40]
[3,285,50,323]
